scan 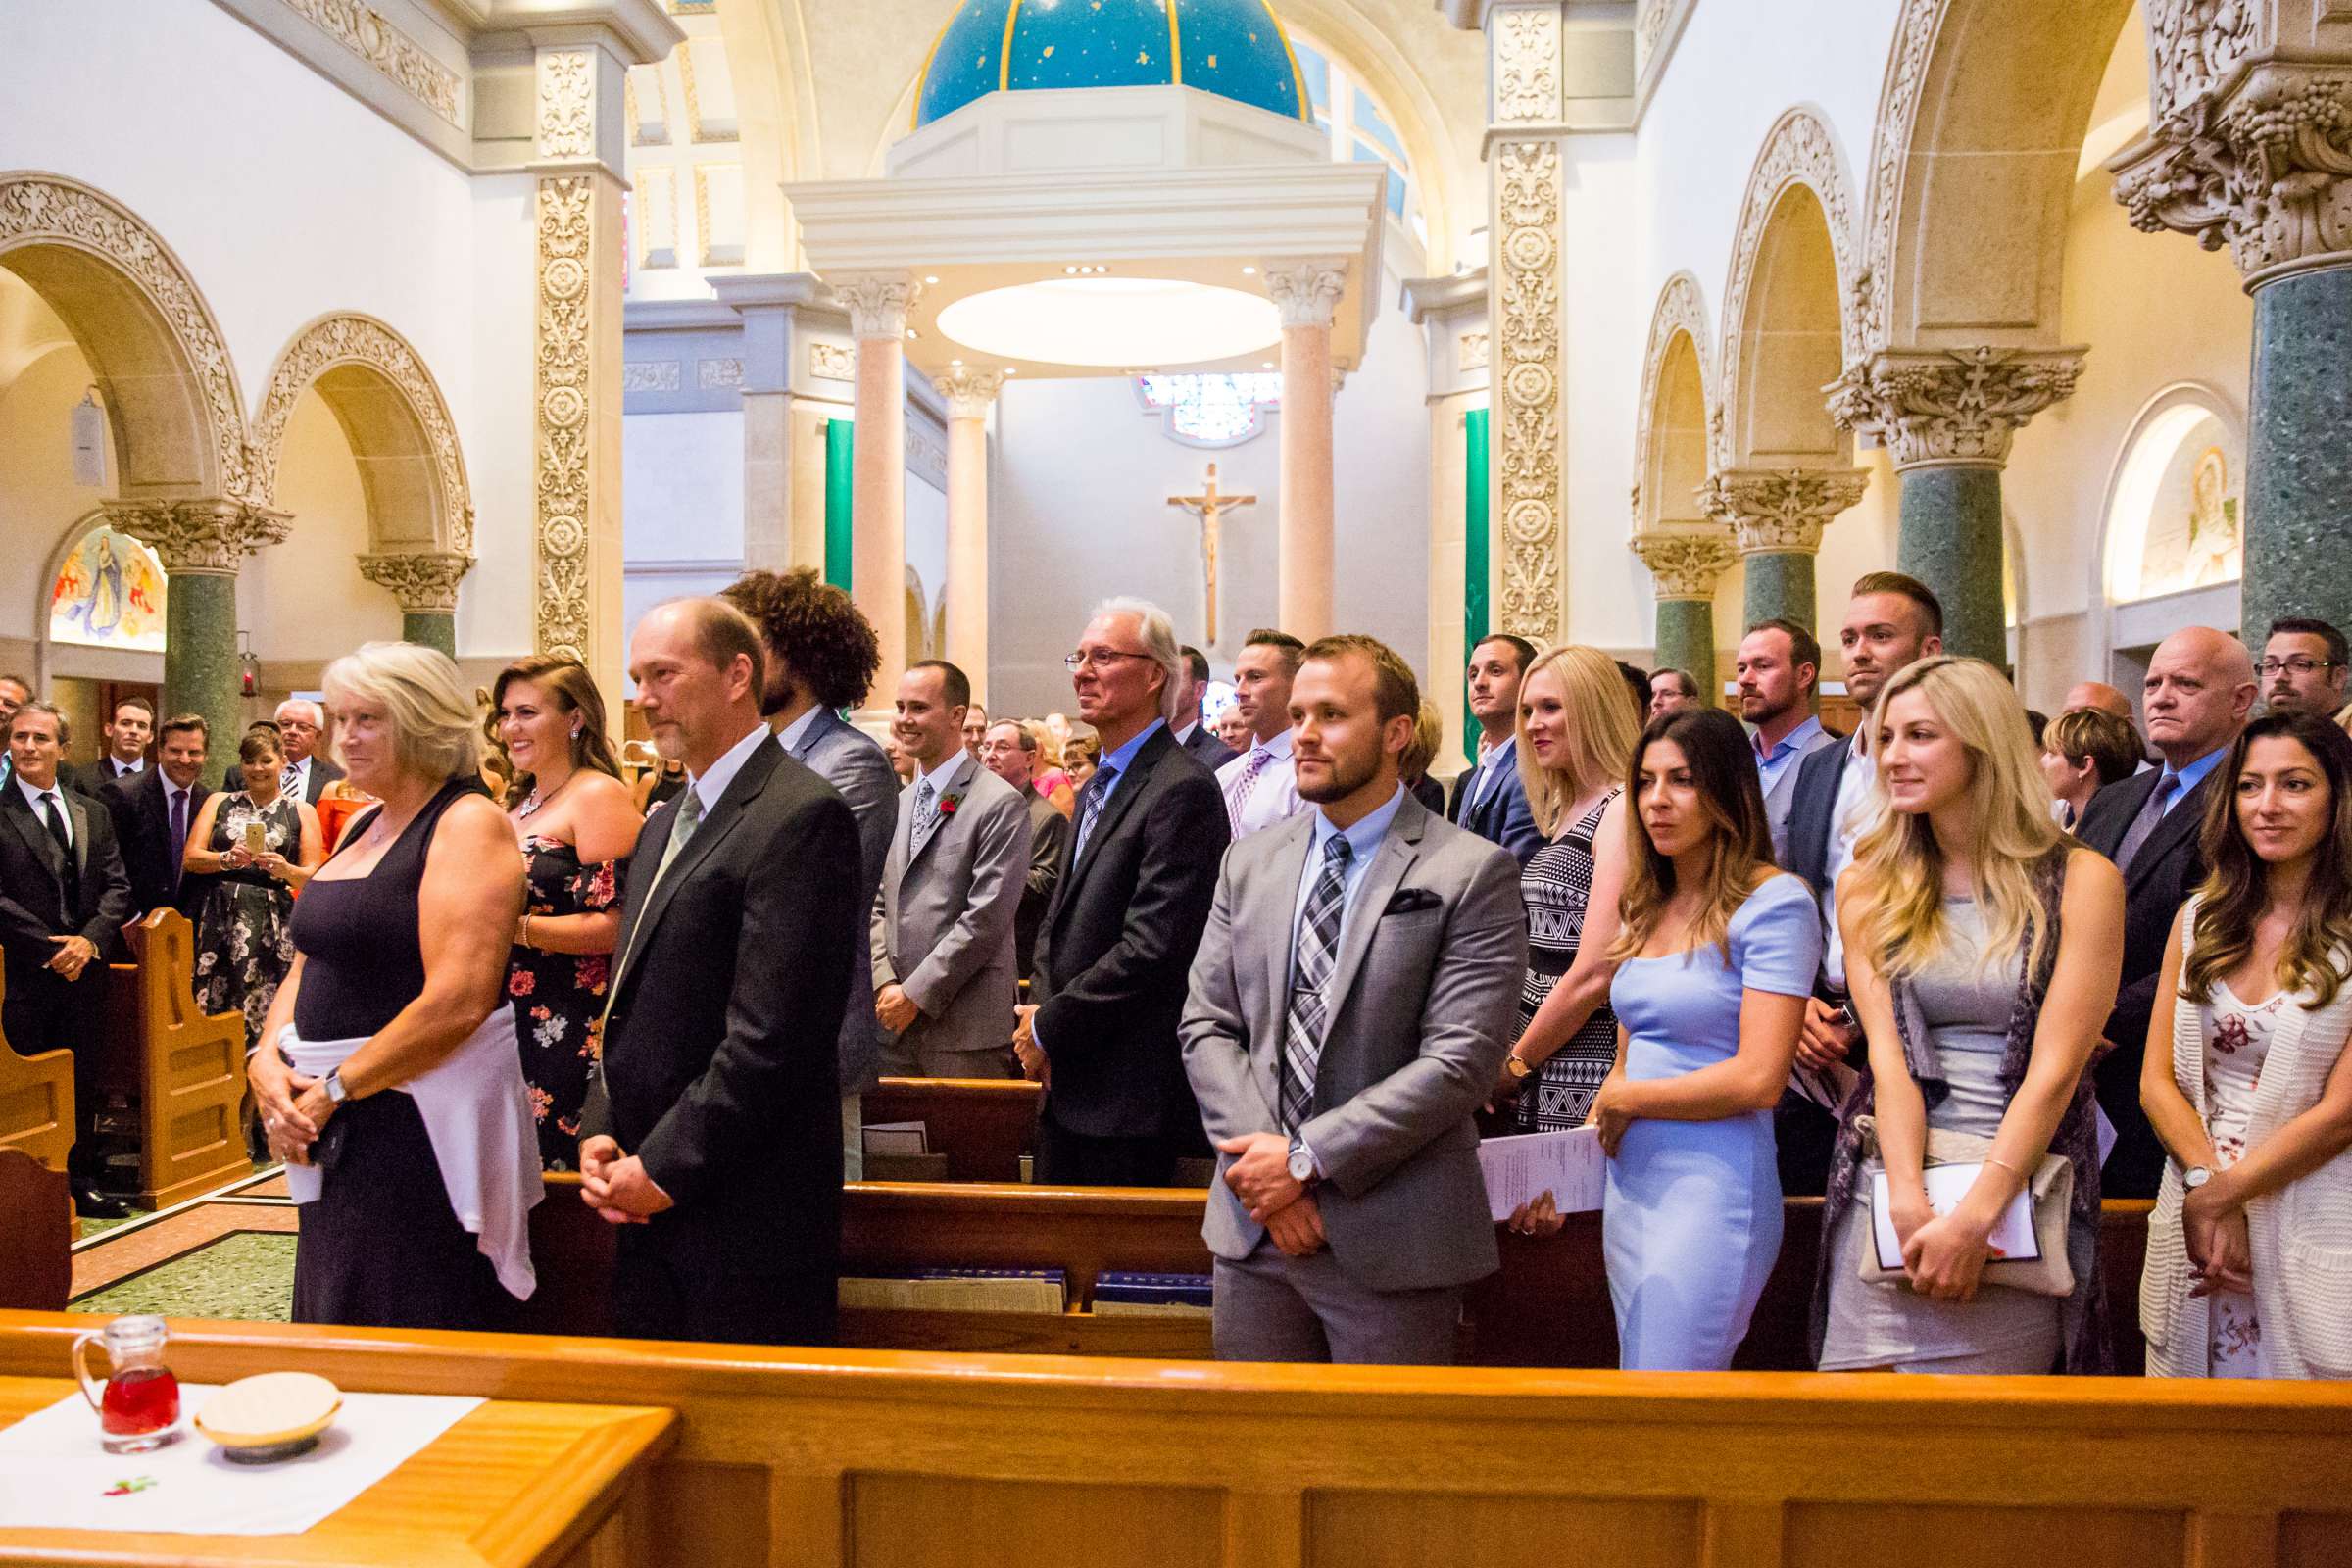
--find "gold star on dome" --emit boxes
[1042,43,1054,57]
[1206,53,1217,69]
[1137,49,1151,65]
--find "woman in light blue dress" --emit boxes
[1593,708,1820,1371]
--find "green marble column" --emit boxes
[1654,597,1717,706]
[2243,264,2352,644]
[163,571,243,779]
[1741,552,1815,635]
[403,612,457,660]
[1895,464,2006,663]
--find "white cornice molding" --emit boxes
[1399,268,1489,324]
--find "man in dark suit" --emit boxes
[979,718,1068,982]
[1446,634,1543,865]
[100,713,212,920]
[272,699,344,805]
[1,700,134,1216]
[0,675,93,799]
[2076,626,2256,1199]
[1174,645,1238,772]
[721,567,895,1179]
[1780,571,1942,1195]
[1015,599,1228,1186]
[579,598,861,1346]
[94,697,155,785]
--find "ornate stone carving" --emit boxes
[0,176,256,504]
[698,357,743,390]
[2114,60,2352,283]
[2146,0,2260,122]
[536,49,598,161]
[1636,0,1672,63]
[251,312,477,555]
[1494,6,1562,123]
[358,551,470,613]
[1457,330,1490,372]
[106,499,290,577]
[837,273,922,339]
[1853,0,1943,355]
[1263,261,1348,329]
[934,367,1005,421]
[1634,271,1714,530]
[1631,528,1739,602]
[534,175,596,664]
[809,342,855,382]
[623,360,680,392]
[1717,107,1863,467]
[1829,345,2085,468]
[279,0,461,125]
[1495,138,1564,642]
[1698,466,1870,557]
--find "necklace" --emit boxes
[515,768,578,821]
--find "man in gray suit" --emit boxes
[1737,617,1837,862]
[1182,634,1525,1364]
[873,662,1029,1077]
[722,567,895,1176]
[977,718,1068,981]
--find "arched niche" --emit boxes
[2094,383,2244,651]
[0,172,253,503]
[37,510,169,687]
[1633,272,1716,532]
[1855,0,2138,354]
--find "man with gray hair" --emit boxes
[1014,598,1229,1185]
[273,697,343,805]
[979,718,1068,981]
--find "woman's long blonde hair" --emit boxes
[1848,657,2067,983]
[1516,645,1642,837]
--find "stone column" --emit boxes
[2112,37,2352,641]
[1699,467,1870,634]
[529,45,629,715]
[109,499,289,760]
[1631,528,1738,705]
[711,273,855,572]
[1830,347,2082,662]
[934,367,1003,704]
[358,552,472,661]
[1265,261,1345,642]
[838,273,921,698]
[1401,270,1491,772]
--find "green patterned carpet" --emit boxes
[72,1234,297,1323]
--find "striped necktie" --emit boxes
[1226,746,1272,832]
[1281,834,1353,1132]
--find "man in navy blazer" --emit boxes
[1446,634,1543,866]
[1174,646,1239,772]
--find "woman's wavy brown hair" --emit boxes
[2183,710,2352,1008]
[1609,707,1777,963]
[489,654,625,801]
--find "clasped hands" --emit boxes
[1010,1004,1046,1084]
[874,982,921,1035]
[579,1135,674,1225]
[2182,1179,2254,1298]
[44,934,98,982]
[247,1049,337,1166]
[1887,1193,1998,1302]
[1217,1132,1324,1256]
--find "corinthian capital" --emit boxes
[1631,527,1739,603]
[1828,346,2085,469]
[359,551,474,614]
[933,367,1005,420]
[1698,466,1871,557]
[836,273,923,339]
[1263,260,1348,329]
[106,498,292,576]
[2112,59,2352,285]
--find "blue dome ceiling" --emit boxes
[914,0,1309,130]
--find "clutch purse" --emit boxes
[1854,1118,2075,1298]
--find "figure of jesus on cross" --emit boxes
[1167,463,1256,645]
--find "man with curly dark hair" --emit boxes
[722,568,896,1175]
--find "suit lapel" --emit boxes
[65,794,92,883]
[2,789,64,883]
[1319,800,1422,1022]
[1252,813,1315,1115]
[2127,770,2213,890]
[612,741,775,1000]
[1054,727,1170,922]
[907,753,975,869]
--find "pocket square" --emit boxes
[1384,887,1443,914]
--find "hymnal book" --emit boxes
[1869,1162,2040,1270]
[860,1121,929,1157]
[1476,1126,1606,1222]
[838,1267,1067,1314]
[1093,1272,1213,1317]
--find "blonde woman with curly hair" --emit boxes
[1494,648,1642,1146]
[1813,657,2125,1374]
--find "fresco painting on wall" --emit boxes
[2137,420,2241,598]
[50,525,168,652]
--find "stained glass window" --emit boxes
[1136,372,1283,446]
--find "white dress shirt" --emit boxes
[1215,727,1306,837]
[14,775,72,849]
[1463,733,1518,816]
[1820,731,1879,991]
[283,755,313,800]
[683,722,770,816]
[108,756,146,779]
[774,705,825,755]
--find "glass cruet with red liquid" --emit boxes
[73,1315,184,1453]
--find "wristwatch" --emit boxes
[322,1068,350,1105]
[2182,1164,2212,1191]
[1287,1136,1316,1186]
[1504,1051,1533,1081]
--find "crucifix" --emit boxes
[1166,462,1256,644]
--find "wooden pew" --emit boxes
[3,1309,2347,1568]
[0,967,74,1173]
[0,1150,70,1311]
[90,908,250,1209]
[861,1076,1040,1181]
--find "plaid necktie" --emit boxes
[1226,746,1272,832]
[1074,763,1119,862]
[1281,834,1353,1132]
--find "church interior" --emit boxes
[5,0,2352,1562]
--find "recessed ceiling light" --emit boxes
[1003,367,1017,375]
[1260,361,1275,368]
[1063,265,1078,275]
[1242,265,1257,275]
[950,358,963,367]
[906,327,918,338]
[924,275,940,284]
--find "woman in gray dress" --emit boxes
[1814,658,2125,1374]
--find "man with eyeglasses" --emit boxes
[2259,617,2349,718]
[1014,598,1228,1186]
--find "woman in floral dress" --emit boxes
[186,727,323,1049]
[492,655,642,1170]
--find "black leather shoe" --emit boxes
[72,1180,131,1220]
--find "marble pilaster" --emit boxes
[711,273,854,573]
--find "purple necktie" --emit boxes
[169,788,189,892]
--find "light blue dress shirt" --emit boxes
[1751,713,1825,802]
[1290,784,1407,961]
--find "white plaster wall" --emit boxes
[249,390,405,659]
[0,344,109,647]
[618,410,747,691]
[464,174,542,662]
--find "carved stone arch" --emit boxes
[1850,0,2136,358]
[250,313,476,559]
[1633,271,1716,535]
[1715,106,1862,472]
[0,172,255,502]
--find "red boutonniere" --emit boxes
[938,792,964,817]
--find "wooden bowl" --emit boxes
[194,1372,343,1463]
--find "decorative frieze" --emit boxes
[1851,0,1942,354]
[536,49,598,162]
[809,342,855,382]
[1698,466,1870,557]
[698,357,743,390]
[106,499,291,577]
[1494,6,1562,123]
[1631,528,1739,602]
[1263,261,1348,330]
[1829,345,2085,469]
[279,0,462,126]
[1457,331,1491,372]
[358,551,471,613]
[622,360,681,393]
[1495,138,1564,642]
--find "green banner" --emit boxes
[824,418,855,593]
[1462,407,1491,766]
